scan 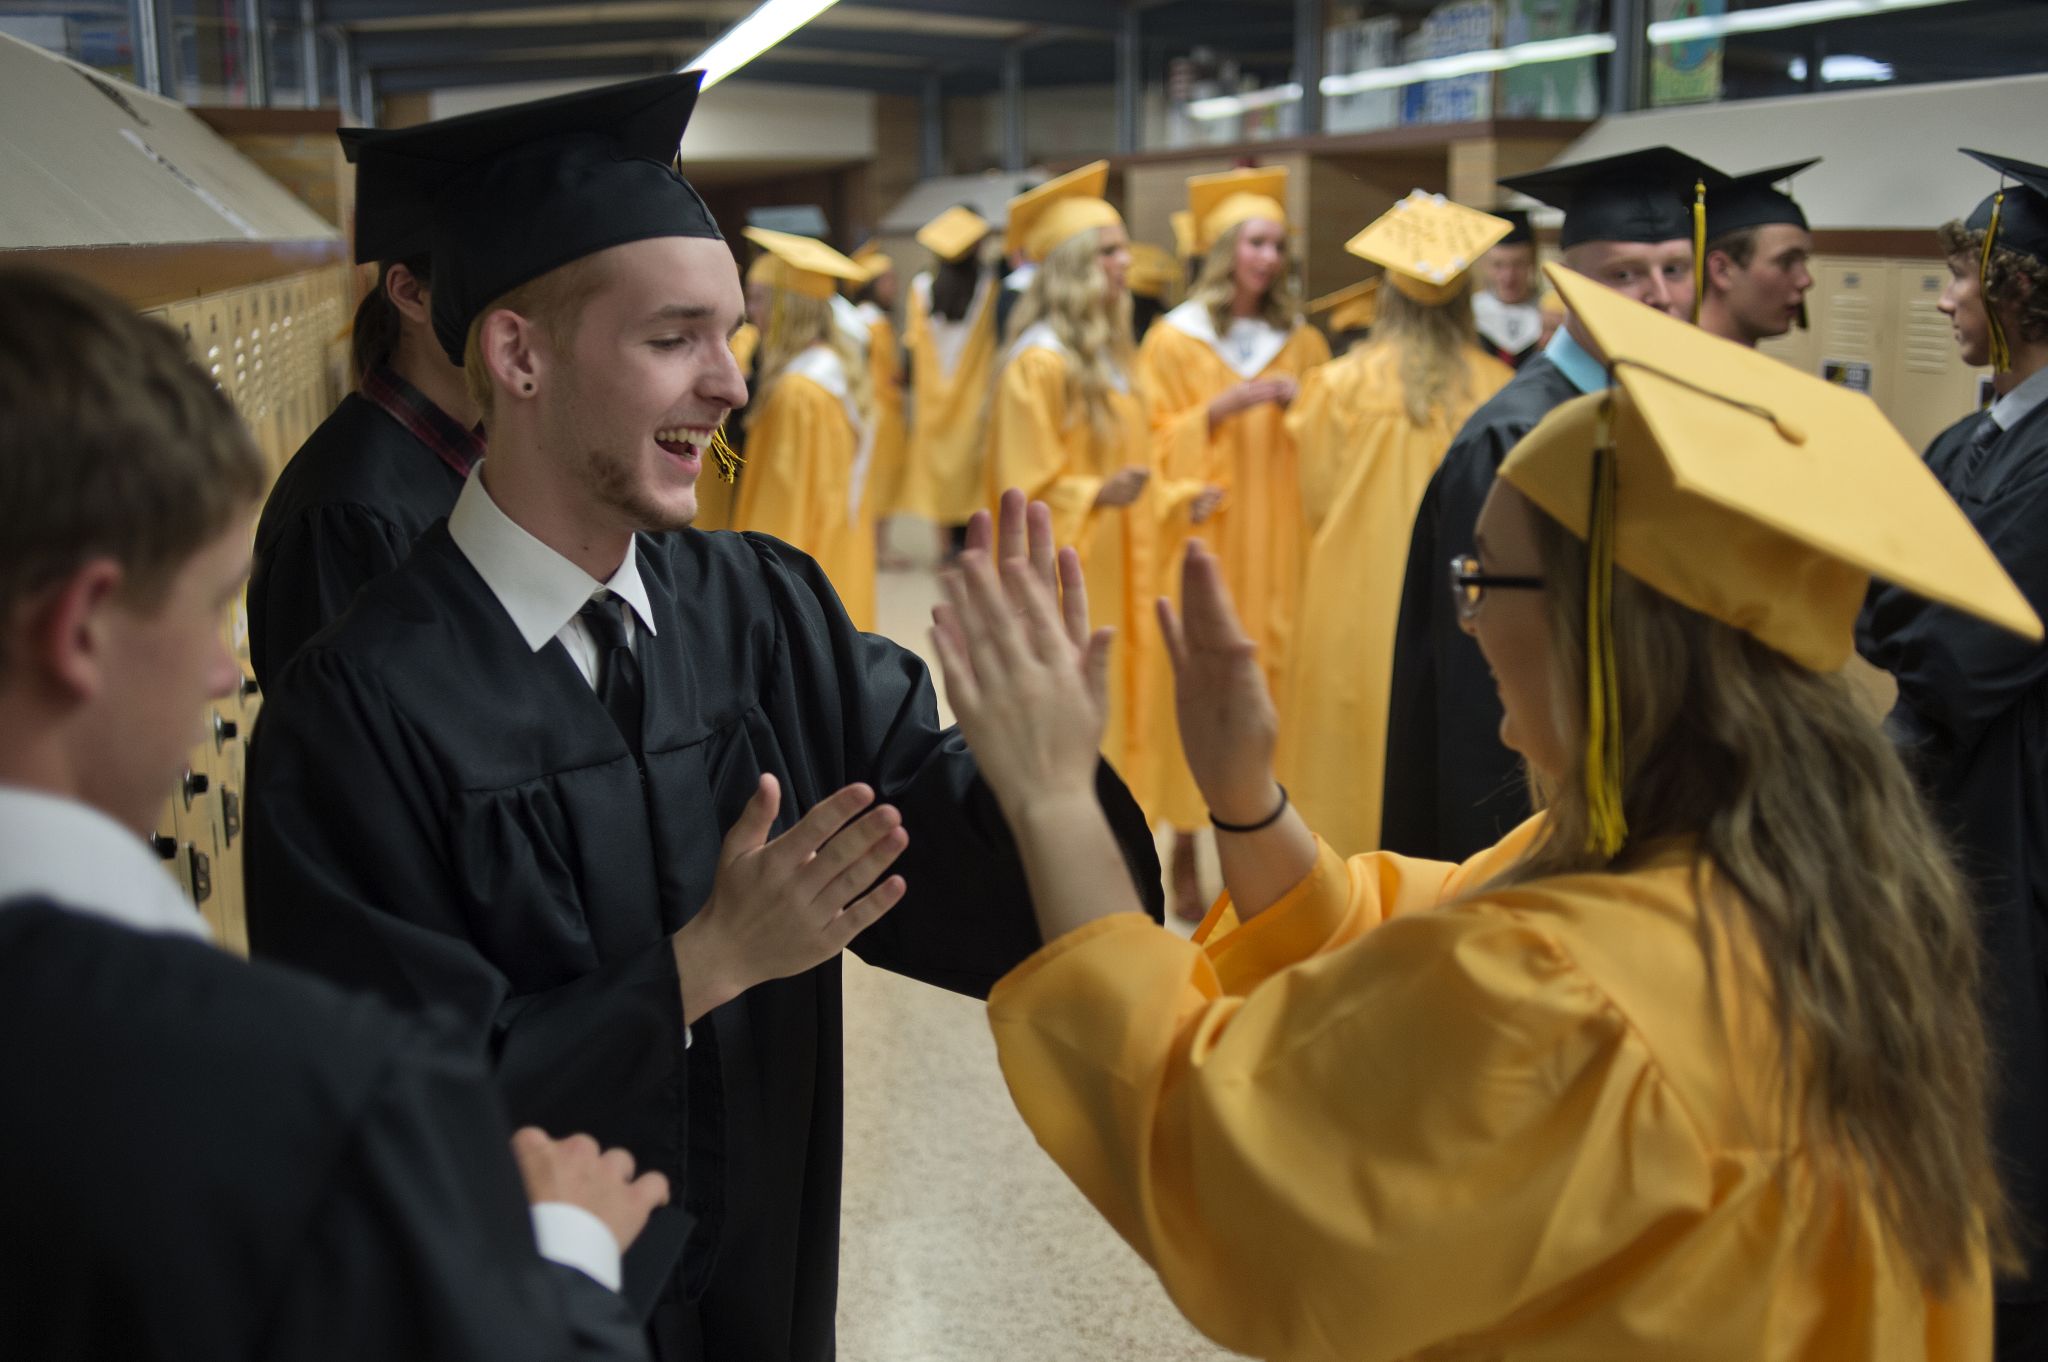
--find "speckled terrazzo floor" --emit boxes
[835,543,1241,1362]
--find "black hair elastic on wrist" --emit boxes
[1209,784,1289,835]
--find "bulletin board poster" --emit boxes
[1500,0,1601,117]
[1401,0,1500,125]
[1651,0,1726,106]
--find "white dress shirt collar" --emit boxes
[0,785,209,939]
[447,462,658,653]
[1990,363,2048,432]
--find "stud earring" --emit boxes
[523,381,534,392]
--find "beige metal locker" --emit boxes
[1888,258,1985,454]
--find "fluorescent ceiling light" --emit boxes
[1648,0,1964,44]
[683,0,841,89]
[1788,53,1897,81]
[1189,32,1615,119]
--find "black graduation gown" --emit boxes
[1856,399,2048,1304]
[244,525,1163,1361]
[1378,355,1582,862]
[248,392,467,687]
[0,899,647,1362]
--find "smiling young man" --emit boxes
[1379,146,1715,863]
[1697,160,1818,349]
[1856,149,2048,1362]
[243,75,1161,1362]
[0,266,678,1362]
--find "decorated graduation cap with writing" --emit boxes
[1308,278,1381,334]
[1344,192,1514,305]
[917,206,992,263]
[1960,149,2048,372]
[1004,161,1122,264]
[346,74,722,365]
[743,227,867,301]
[1186,166,1288,255]
[1499,262,2041,852]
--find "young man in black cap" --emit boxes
[1472,208,1548,368]
[244,74,1161,1362]
[0,266,669,1362]
[1697,160,1817,349]
[1857,149,2048,1362]
[1379,146,1712,863]
[246,131,482,687]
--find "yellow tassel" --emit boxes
[1982,189,2012,375]
[1583,411,1627,859]
[1690,178,1707,326]
[707,426,743,485]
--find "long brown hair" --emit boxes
[1496,505,2011,1291]
[349,256,431,390]
[1366,279,1481,428]
[1003,226,1135,436]
[1184,219,1302,339]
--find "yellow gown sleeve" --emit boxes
[1283,359,1345,536]
[987,869,1709,1361]
[988,347,1103,550]
[732,375,834,554]
[1136,325,1224,520]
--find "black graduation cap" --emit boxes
[1704,159,1816,239]
[347,73,724,363]
[337,125,432,267]
[1493,208,1534,245]
[1961,149,2048,265]
[1498,146,1719,248]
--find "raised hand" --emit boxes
[511,1127,672,1254]
[1190,485,1226,525]
[1157,541,1281,826]
[1093,466,1151,509]
[931,546,1112,821]
[674,775,908,1020]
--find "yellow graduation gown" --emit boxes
[858,303,911,521]
[1276,342,1512,856]
[987,822,1993,1361]
[732,346,877,630]
[899,272,998,525]
[691,322,760,533]
[1135,303,1330,829]
[984,324,1157,801]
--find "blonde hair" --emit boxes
[748,288,872,430]
[1495,506,2011,1291]
[1003,226,1136,435]
[1364,280,1481,428]
[1185,219,1303,339]
[461,255,611,420]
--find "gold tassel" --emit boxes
[707,426,743,485]
[1583,404,1627,859]
[1982,189,2012,375]
[1690,178,1707,326]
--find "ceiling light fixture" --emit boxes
[683,0,842,90]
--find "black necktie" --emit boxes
[1959,411,2003,487]
[578,592,644,764]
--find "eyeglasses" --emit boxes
[1449,554,1544,620]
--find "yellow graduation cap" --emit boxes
[1187,166,1288,255]
[1004,161,1121,263]
[1170,209,1196,261]
[1500,261,2042,854]
[850,240,895,285]
[1126,242,1179,301]
[1345,191,1513,305]
[742,226,868,300]
[917,206,992,263]
[1308,278,1380,333]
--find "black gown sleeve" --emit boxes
[244,649,696,1302]
[1377,469,1444,859]
[261,1019,650,1362]
[743,534,1165,997]
[1861,452,2048,755]
[249,504,416,687]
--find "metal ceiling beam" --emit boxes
[726,58,939,95]
[845,0,1122,33]
[354,22,715,68]
[370,53,669,94]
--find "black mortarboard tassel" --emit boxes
[347,73,724,364]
